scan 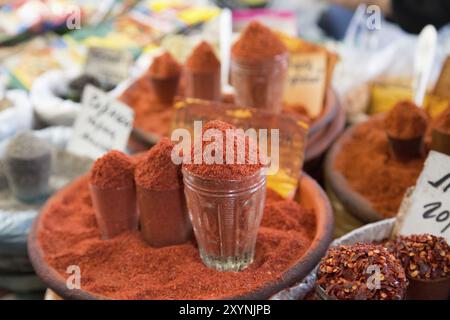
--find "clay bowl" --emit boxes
[304,94,345,183]
[28,173,333,300]
[129,89,341,159]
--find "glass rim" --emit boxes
[181,166,266,183]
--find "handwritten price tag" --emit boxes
[67,85,134,159]
[284,52,326,118]
[397,151,450,242]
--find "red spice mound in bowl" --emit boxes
[384,234,450,280]
[316,243,408,300]
[231,20,287,62]
[433,105,450,134]
[183,120,263,180]
[35,177,317,299]
[384,101,428,139]
[148,52,181,78]
[135,138,181,190]
[185,41,220,73]
[89,151,135,189]
[334,116,425,217]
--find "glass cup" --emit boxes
[4,151,51,203]
[184,68,221,101]
[182,167,267,271]
[231,52,288,114]
[137,185,191,247]
[89,184,138,239]
[150,74,180,104]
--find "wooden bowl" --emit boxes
[28,173,333,300]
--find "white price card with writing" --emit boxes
[284,52,327,118]
[67,85,134,159]
[85,47,132,87]
[397,151,450,243]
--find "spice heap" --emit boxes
[335,117,425,217]
[90,150,135,189]
[183,120,263,180]
[135,138,181,190]
[316,243,408,300]
[384,101,428,140]
[38,174,316,298]
[384,234,450,280]
[185,41,220,73]
[148,52,181,78]
[231,21,287,62]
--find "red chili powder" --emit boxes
[384,101,428,139]
[89,151,135,189]
[185,41,220,73]
[148,52,181,78]
[135,138,181,190]
[335,116,425,217]
[37,177,316,299]
[183,120,263,180]
[231,21,287,62]
[433,104,450,134]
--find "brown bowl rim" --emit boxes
[28,173,333,300]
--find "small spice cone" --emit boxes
[406,276,450,300]
[387,134,424,160]
[150,75,180,104]
[431,127,450,155]
[90,184,138,239]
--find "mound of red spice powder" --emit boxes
[89,151,135,189]
[135,138,181,190]
[183,120,263,180]
[37,176,316,299]
[433,105,450,134]
[384,101,428,139]
[148,52,181,78]
[185,41,220,73]
[335,116,425,217]
[232,21,287,62]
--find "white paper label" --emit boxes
[397,151,450,243]
[67,85,134,159]
[85,47,132,87]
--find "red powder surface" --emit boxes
[183,120,263,180]
[232,21,287,62]
[37,177,316,299]
[135,138,181,190]
[89,151,135,189]
[433,105,450,134]
[335,116,425,217]
[148,52,181,78]
[185,41,220,73]
[384,101,428,139]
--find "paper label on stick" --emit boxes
[434,55,450,100]
[284,52,326,118]
[396,151,450,243]
[67,85,134,159]
[84,47,132,87]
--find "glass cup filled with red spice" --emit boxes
[182,120,266,271]
[231,21,289,114]
[148,51,181,105]
[89,151,138,239]
[135,138,191,247]
[184,41,221,101]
